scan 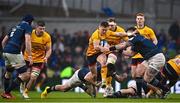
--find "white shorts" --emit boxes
[127,80,145,95]
[3,53,26,69]
[65,70,82,88]
[127,80,137,90]
[142,53,165,71]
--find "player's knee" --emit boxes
[18,72,31,81]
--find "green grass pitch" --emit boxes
[0,91,180,102]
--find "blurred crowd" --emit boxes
[0,21,180,81]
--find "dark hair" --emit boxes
[126,27,136,32]
[136,12,144,17]
[37,20,45,26]
[100,21,109,28]
[22,14,34,24]
[107,17,116,22]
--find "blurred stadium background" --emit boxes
[0,0,180,94]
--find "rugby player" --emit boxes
[1,14,34,99]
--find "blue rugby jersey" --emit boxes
[3,21,32,54]
[129,34,162,60]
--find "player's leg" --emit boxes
[4,65,30,99]
[2,53,14,92]
[102,53,117,97]
[23,64,43,98]
[35,66,47,92]
[41,70,81,98]
[144,53,167,98]
[3,68,13,92]
[19,62,31,94]
[1,69,14,99]
[1,53,30,99]
[131,65,136,79]
[86,54,100,84]
[97,53,107,88]
[134,62,146,98]
[106,53,117,87]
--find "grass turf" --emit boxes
[0,91,180,102]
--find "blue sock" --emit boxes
[6,77,22,93]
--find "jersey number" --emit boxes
[10,28,17,37]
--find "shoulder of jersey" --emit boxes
[144,26,153,30]
[92,29,99,35]
[44,31,51,38]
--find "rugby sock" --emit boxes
[47,86,57,93]
[6,77,23,93]
[135,77,143,97]
[101,66,108,83]
[142,80,149,94]
[106,76,112,87]
[4,77,10,91]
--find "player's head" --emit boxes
[126,27,137,39]
[136,13,145,27]
[126,27,136,33]
[107,17,117,31]
[22,14,34,25]
[99,21,109,35]
[35,20,45,36]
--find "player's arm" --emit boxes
[25,33,32,65]
[109,42,131,51]
[111,30,137,37]
[44,37,52,63]
[149,29,158,45]
[122,46,136,57]
[93,40,109,52]
[1,35,9,49]
[44,45,51,63]
[120,88,136,95]
[122,36,129,42]
[151,36,158,45]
